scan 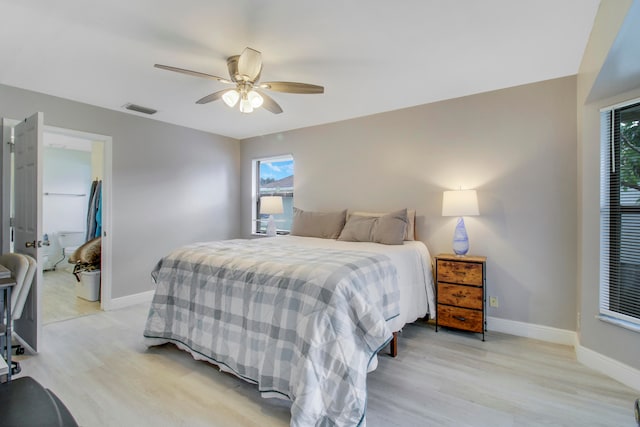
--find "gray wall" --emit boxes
[241,76,578,331]
[578,0,640,370]
[0,83,241,298]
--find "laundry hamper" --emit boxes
[69,237,101,302]
[76,269,100,301]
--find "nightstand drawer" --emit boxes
[437,283,483,309]
[436,259,483,286]
[437,305,483,333]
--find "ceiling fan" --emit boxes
[155,47,324,114]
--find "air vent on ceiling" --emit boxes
[123,103,157,115]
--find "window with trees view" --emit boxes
[252,155,294,234]
[600,101,640,327]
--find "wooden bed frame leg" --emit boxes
[389,332,398,358]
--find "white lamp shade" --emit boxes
[442,190,479,217]
[260,196,284,215]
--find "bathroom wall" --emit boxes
[42,140,92,269]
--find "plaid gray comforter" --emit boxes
[143,238,400,427]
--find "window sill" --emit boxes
[597,314,640,333]
[251,232,290,238]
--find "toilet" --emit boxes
[56,231,85,268]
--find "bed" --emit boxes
[144,230,435,426]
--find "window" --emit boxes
[600,100,640,328]
[252,155,294,234]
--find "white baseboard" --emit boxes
[576,344,640,392]
[104,290,154,311]
[487,316,577,346]
[487,316,640,391]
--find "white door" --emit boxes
[12,112,43,352]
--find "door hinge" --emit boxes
[7,141,14,153]
[9,217,14,227]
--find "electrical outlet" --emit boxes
[489,296,499,307]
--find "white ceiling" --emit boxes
[0,0,600,140]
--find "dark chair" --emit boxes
[0,376,79,426]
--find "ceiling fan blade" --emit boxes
[237,47,262,82]
[259,81,324,94]
[196,90,228,105]
[257,91,283,114]
[154,64,233,84]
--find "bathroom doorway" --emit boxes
[41,131,103,324]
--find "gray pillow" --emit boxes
[347,209,416,240]
[290,207,347,239]
[339,209,408,245]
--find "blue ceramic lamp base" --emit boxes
[452,217,470,256]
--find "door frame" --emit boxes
[2,118,113,352]
[1,118,19,254]
[44,125,113,310]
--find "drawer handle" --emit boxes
[452,292,465,298]
[453,315,467,322]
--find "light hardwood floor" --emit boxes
[43,268,101,324]
[13,304,639,427]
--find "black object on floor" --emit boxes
[0,376,78,427]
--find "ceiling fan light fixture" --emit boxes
[222,89,239,107]
[239,96,254,113]
[156,46,324,115]
[248,90,263,108]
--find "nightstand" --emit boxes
[435,254,487,341]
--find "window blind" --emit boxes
[600,101,640,327]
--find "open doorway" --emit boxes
[2,115,112,353]
[41,131,103,324]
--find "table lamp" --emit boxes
[260,196,284,237]
[442,189,479,256]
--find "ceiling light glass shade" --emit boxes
[247,90,264,108]
[239,97,254,113]
[222,90,239,107]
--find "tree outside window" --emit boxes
[604,103,640,322]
